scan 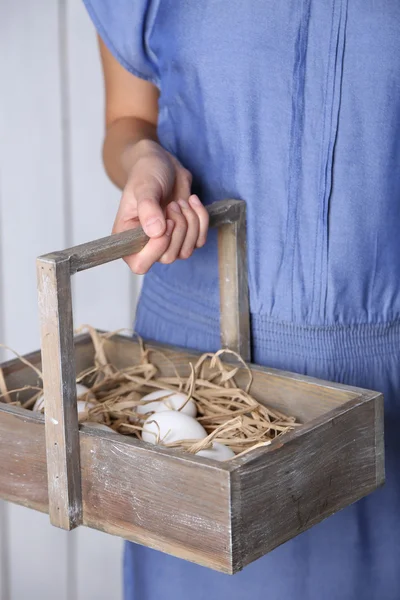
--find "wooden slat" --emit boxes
[0,501,10,600]
[80,429,233,572]
[0,334,93,380]
[67,3,134,334]
[374,392,385,486]
[218,201,250,360]
[0,8,67,357]
[67,1,126,593]
[0,187,9,600]
[231,392,384,572]
[0,406,47,511]
[37,257,82,529]
[8,505,70,600]
[0,406,232,572]
[39,199,245,273]
[0,1,73,595]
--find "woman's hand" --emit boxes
[112,139,209,274]
[98,36,208,273]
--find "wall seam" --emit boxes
[0,159,11,600]
[58,2,76,600]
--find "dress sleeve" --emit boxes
[82,0,159,86]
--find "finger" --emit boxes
[125,219,175,274]
[170,165,192,206]
[188,195,209,247]
[176,199,200,259]
[134,177,166,238]
[159,202,188,264]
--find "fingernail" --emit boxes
[189,195,202,207]
[144,217,163,237]
[166,219,174,236]
[169,201,181,214]
[178,199,189,209]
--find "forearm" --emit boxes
[102,116,158,190]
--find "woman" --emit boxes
[83,1,400,599]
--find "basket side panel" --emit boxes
[0,335,94,405]
[232,394,384,570]
[0,410,234,574]
[0,409,48,511]
[103,336,358,423]
[80,433,233,573]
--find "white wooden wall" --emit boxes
[0,2,142,598]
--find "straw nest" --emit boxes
[0,327,300,460]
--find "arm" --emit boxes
[98,37,209,274]
[99,36,159,189]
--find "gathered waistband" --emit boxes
[251,316,400,361]
[139,273,400,362]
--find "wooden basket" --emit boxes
[0,200,384,574]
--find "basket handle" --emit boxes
[37,198,250,530]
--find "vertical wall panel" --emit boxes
[0,1,66,353]
[0,2,70,599]
[66,2,130,599]
[0,244,10,600]
[0,501,10,600]
[0,166,10,600]
[72,528,124,600]
[7,507,70,600]
[0,0,142,597]
[67,0,141,334]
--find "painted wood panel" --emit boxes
[67,0,141,335]
[66,3,127,598]
[0,0,134,598]
[0,2,70,599]
[0,501,10,600]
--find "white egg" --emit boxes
[77,399,96,414]
[196,442,235,462]
[33,383,95,412]
[136,389,197,417]
[76,383,94,399]
[142,411,207,446]
[33,395,45,412]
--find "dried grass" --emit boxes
[0,328,300,460]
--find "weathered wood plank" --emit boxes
[0,406,232,572]
[0,335,94,408]
[39,199,246,273]
[231,393,384,571]
[0,0,77,594]
[218,202,251,361]
[374,393,385,487]
[0,407,47,512]
[80,429,233,572]
[0,501,10,600]
[66,1,126,592]
[37,257,82,529]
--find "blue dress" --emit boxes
[83,2,400,598]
